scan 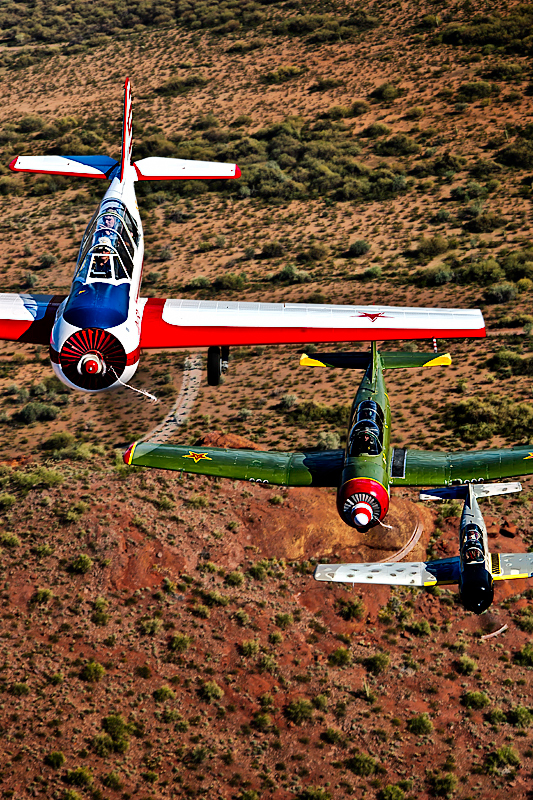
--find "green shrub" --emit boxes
[360,122,391,138]
[461,690,490,709]
[102,772,123,790]
[80,660,105,683]
[484,281,517,304]
[506,705,532,727]
[226,570,245,587]
[375,134,420,156]
[347,239,371,257]
[485,746,520,776]
[485,707,506,724]
[155,74,208,96]
[514,642,533,666]
[427,772,457,798]
[169,633,192,653]
[153,685,176,703]
[456,655,477,675]
[296,788,332,800]
[371,82,401,102]
[335,597,365,620]
[69,554,93,574]
[271,263,310,284]
[363,652,390,675]
[65,767,93,787]
[408,619,431,637]
[199,680,224,702]
[44,751,65,768]
[456,81,493,101]
[378,786,405,800]
[328,647,352,667]
[261,65,306,84]
[240,639,259,657]
[41,431,75,450]
[0,531,20,547]
[407,713,433,735]
[10,682,30,696]
[101,714,131,753]
[345,753,379,776]
[275,612,293,629]
[285,698,314,725]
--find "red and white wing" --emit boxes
[133,157,240,181]
[0,293,65,345]
[139,299,485,348]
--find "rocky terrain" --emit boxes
[0,1,533,798]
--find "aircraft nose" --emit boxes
[78,353,104,376]
[352,502,373,528]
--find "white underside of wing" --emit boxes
[314,562,436,586]
[134,157,239,179]
[494,553,533,580]
[10,156,106,177]
[0,293,50,321]
[159,300,485,332]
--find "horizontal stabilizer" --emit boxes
[492,552,533,581]
[124,441,344,487]
[133,157,240,181]
[300,351,451,370]
[420,482,522,501]
[9,155,119,180]
[314,556,460,586]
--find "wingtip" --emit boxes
[123,441,137,465]
[235,164,241,179]
[8,157,18,172]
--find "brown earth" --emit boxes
[0,1,533,799]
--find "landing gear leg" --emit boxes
[221,346,230,375]
[207,346,222,386]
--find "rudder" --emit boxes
[120,77,133,182]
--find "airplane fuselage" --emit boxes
[457,485,494,613]
[336,346,392,529]
[50,168,145,392]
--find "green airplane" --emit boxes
[124,344,533,610]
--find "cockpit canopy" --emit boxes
[462,523,485,564]
[347,399,384,457]
[76,199,139,283]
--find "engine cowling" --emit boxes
[52,327,127,391]
[337,477,389,530]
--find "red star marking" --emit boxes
[183,451,213,463]
[356,312,392,322]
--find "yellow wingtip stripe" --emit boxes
[300,354,327,368]
[493,573,530,581]
[422,353,452,368]
[127,441,137,466]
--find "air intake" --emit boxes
[59,328,126,390]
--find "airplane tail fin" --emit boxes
[300,351,452,370]
[120,77,133,182]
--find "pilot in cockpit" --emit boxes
[90,237,113,279]
[463,525,484,564]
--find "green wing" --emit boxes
[390,445,533,487]
[125,442,344,487]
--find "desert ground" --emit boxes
[0,1,533,798]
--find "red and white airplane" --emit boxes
[4,80,486,393]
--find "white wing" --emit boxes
[140,299,485,348]
[134,157,240,180]
[314,562,438,586]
